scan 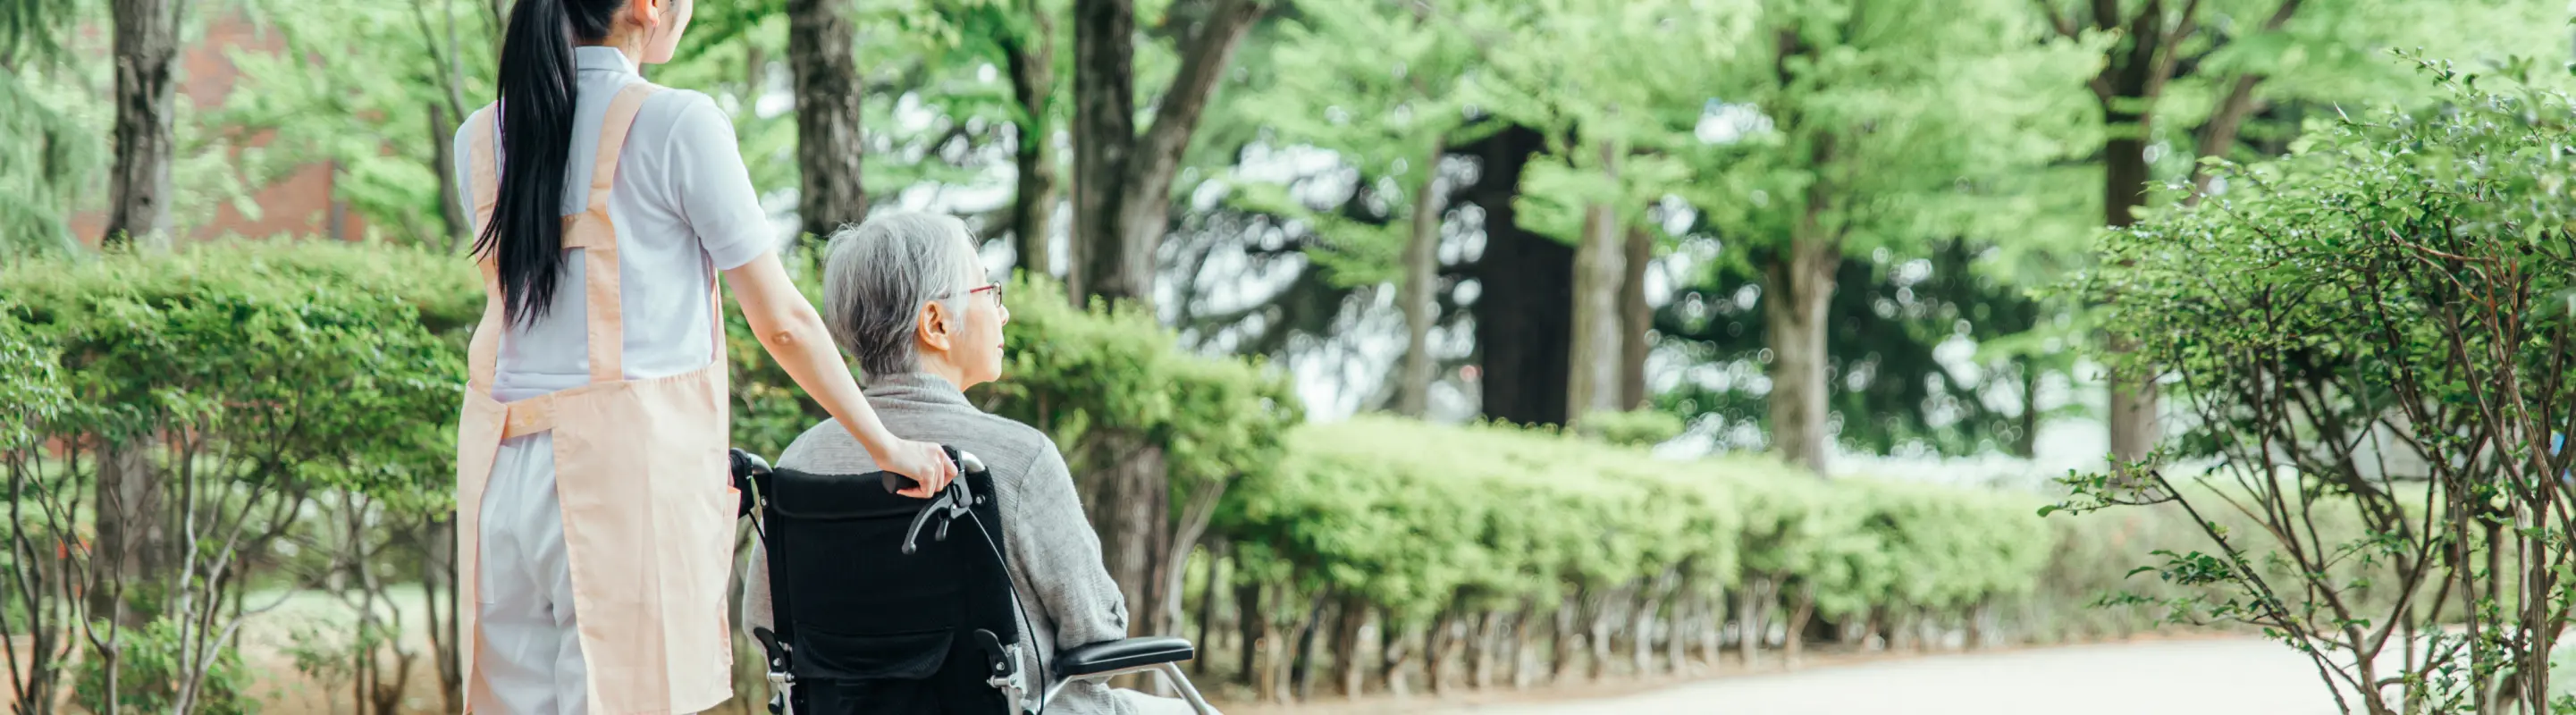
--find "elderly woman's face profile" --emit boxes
[938,231,1010,389]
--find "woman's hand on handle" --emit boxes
[874,440,960,498]
[722,248,957,497]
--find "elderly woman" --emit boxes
[741,212,1202,715]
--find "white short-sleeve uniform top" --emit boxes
[452,46,779,403]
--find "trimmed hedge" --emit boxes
[1233,416,2062,629]
[0,241,2218,711]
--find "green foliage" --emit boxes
[1228,0,1490,285]
[1474,0,1746,243]
[978,276,1303,488]
[0,241,475,509]
[0,323,66,450]
[1658,237,2083,457]
[1676,0,2100,253]
[72,616,257,715]
[2068,58,2576,712]
[1227,415,2079,627]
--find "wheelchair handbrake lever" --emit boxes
[893,449,984,555]
[899,478,977,554]
[881,449,986,495]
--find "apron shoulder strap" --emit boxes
[569,81,664,383]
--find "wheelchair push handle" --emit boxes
[881,448,986,494]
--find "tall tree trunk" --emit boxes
[1764,235,1839,475]
[1064,2,1264,654]
[1564,150,1626,426]
[1465,125,1572,425]
[2100,131,2156,465]
[1395,139,1446,417]
[787,0,868,240]
[1619,223,1654,410]
[1067,0,1135,301]
[1002,7,1059,279]
[103,0,182,250]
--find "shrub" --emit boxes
[3,241,468,713]
[2069,58,2576,714]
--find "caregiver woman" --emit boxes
[450,0,958,712]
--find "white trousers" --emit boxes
[473,433,593,715]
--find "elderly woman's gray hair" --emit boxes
[821,212,981,380]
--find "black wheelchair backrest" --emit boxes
[750,456,1022,694]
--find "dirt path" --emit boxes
[1219,637,2340,715]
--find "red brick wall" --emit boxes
[68,11,373,246]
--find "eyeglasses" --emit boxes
[943,283,1003,303]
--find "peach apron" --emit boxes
[455,82,739,715]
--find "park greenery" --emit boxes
[2062,58,2576,714]
[7,0,2576,712]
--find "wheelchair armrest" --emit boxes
[1054,636,1195,678]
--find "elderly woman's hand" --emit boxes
[874,437,960,498]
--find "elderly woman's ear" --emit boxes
[916,299,956,352]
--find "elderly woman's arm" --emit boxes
[1006,442,1132,649]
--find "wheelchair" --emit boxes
[731,448,1216,715]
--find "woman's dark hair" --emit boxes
[474,0,624,326]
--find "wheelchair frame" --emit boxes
[731,448,1216,715]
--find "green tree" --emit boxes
[2033,0,2568,465]
[1469,0,1735,428]
[1671,0,2097,473]
[1234,0,1486,416]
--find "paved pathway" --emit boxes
[1427,638,2343,715]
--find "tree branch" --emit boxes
[1126,0,1265,191]
[2181,0,2302,199]
[2143,0,2203,101]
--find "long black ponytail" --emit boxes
[475,0,623,326]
